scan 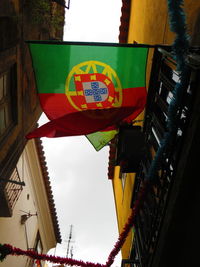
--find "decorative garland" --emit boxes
[0,243,104,267]
[167,0,190,71]
[0,0,190,266]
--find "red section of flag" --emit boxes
[39,93,75,120]
[120,86,146,122]
[38,86,146,121]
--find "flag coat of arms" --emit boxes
[26,41,148,149]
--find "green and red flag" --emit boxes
[26,41,148,149]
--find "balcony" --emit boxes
[122,47,200,267]
[0,167,24,217]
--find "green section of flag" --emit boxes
[86,130,118,151]
[29,42,148,94]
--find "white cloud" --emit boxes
[64,0,122,42]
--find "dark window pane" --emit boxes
[3,73,7,96]
[0,108,6,134]
[5,104,11,126]
[0,76,4,100]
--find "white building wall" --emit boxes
[0,140,58,267]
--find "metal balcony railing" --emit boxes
[4,167,24,211]
[121,259,140,267]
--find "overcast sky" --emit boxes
[40,1,123,267]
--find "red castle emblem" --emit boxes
[73,73,115,110]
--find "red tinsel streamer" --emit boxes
[0,181,149,267]
[0,244,105,267]
[106,180,149,267]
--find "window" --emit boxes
[0,64,17,140]
[0,72,12,134]
[28,232,43,267]
[121,172,127,190]
[34,232,43,254]
[33,232,43,267]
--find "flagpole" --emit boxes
[26,40,172,49]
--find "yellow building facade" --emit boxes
[112,0,200,260]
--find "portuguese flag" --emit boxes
[26,41,148,149]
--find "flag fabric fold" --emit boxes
[27,100,146,139]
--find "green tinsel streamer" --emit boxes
[147,0,190,180]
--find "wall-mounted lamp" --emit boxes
[20,211,37,224]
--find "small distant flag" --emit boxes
[26,41,148,150]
